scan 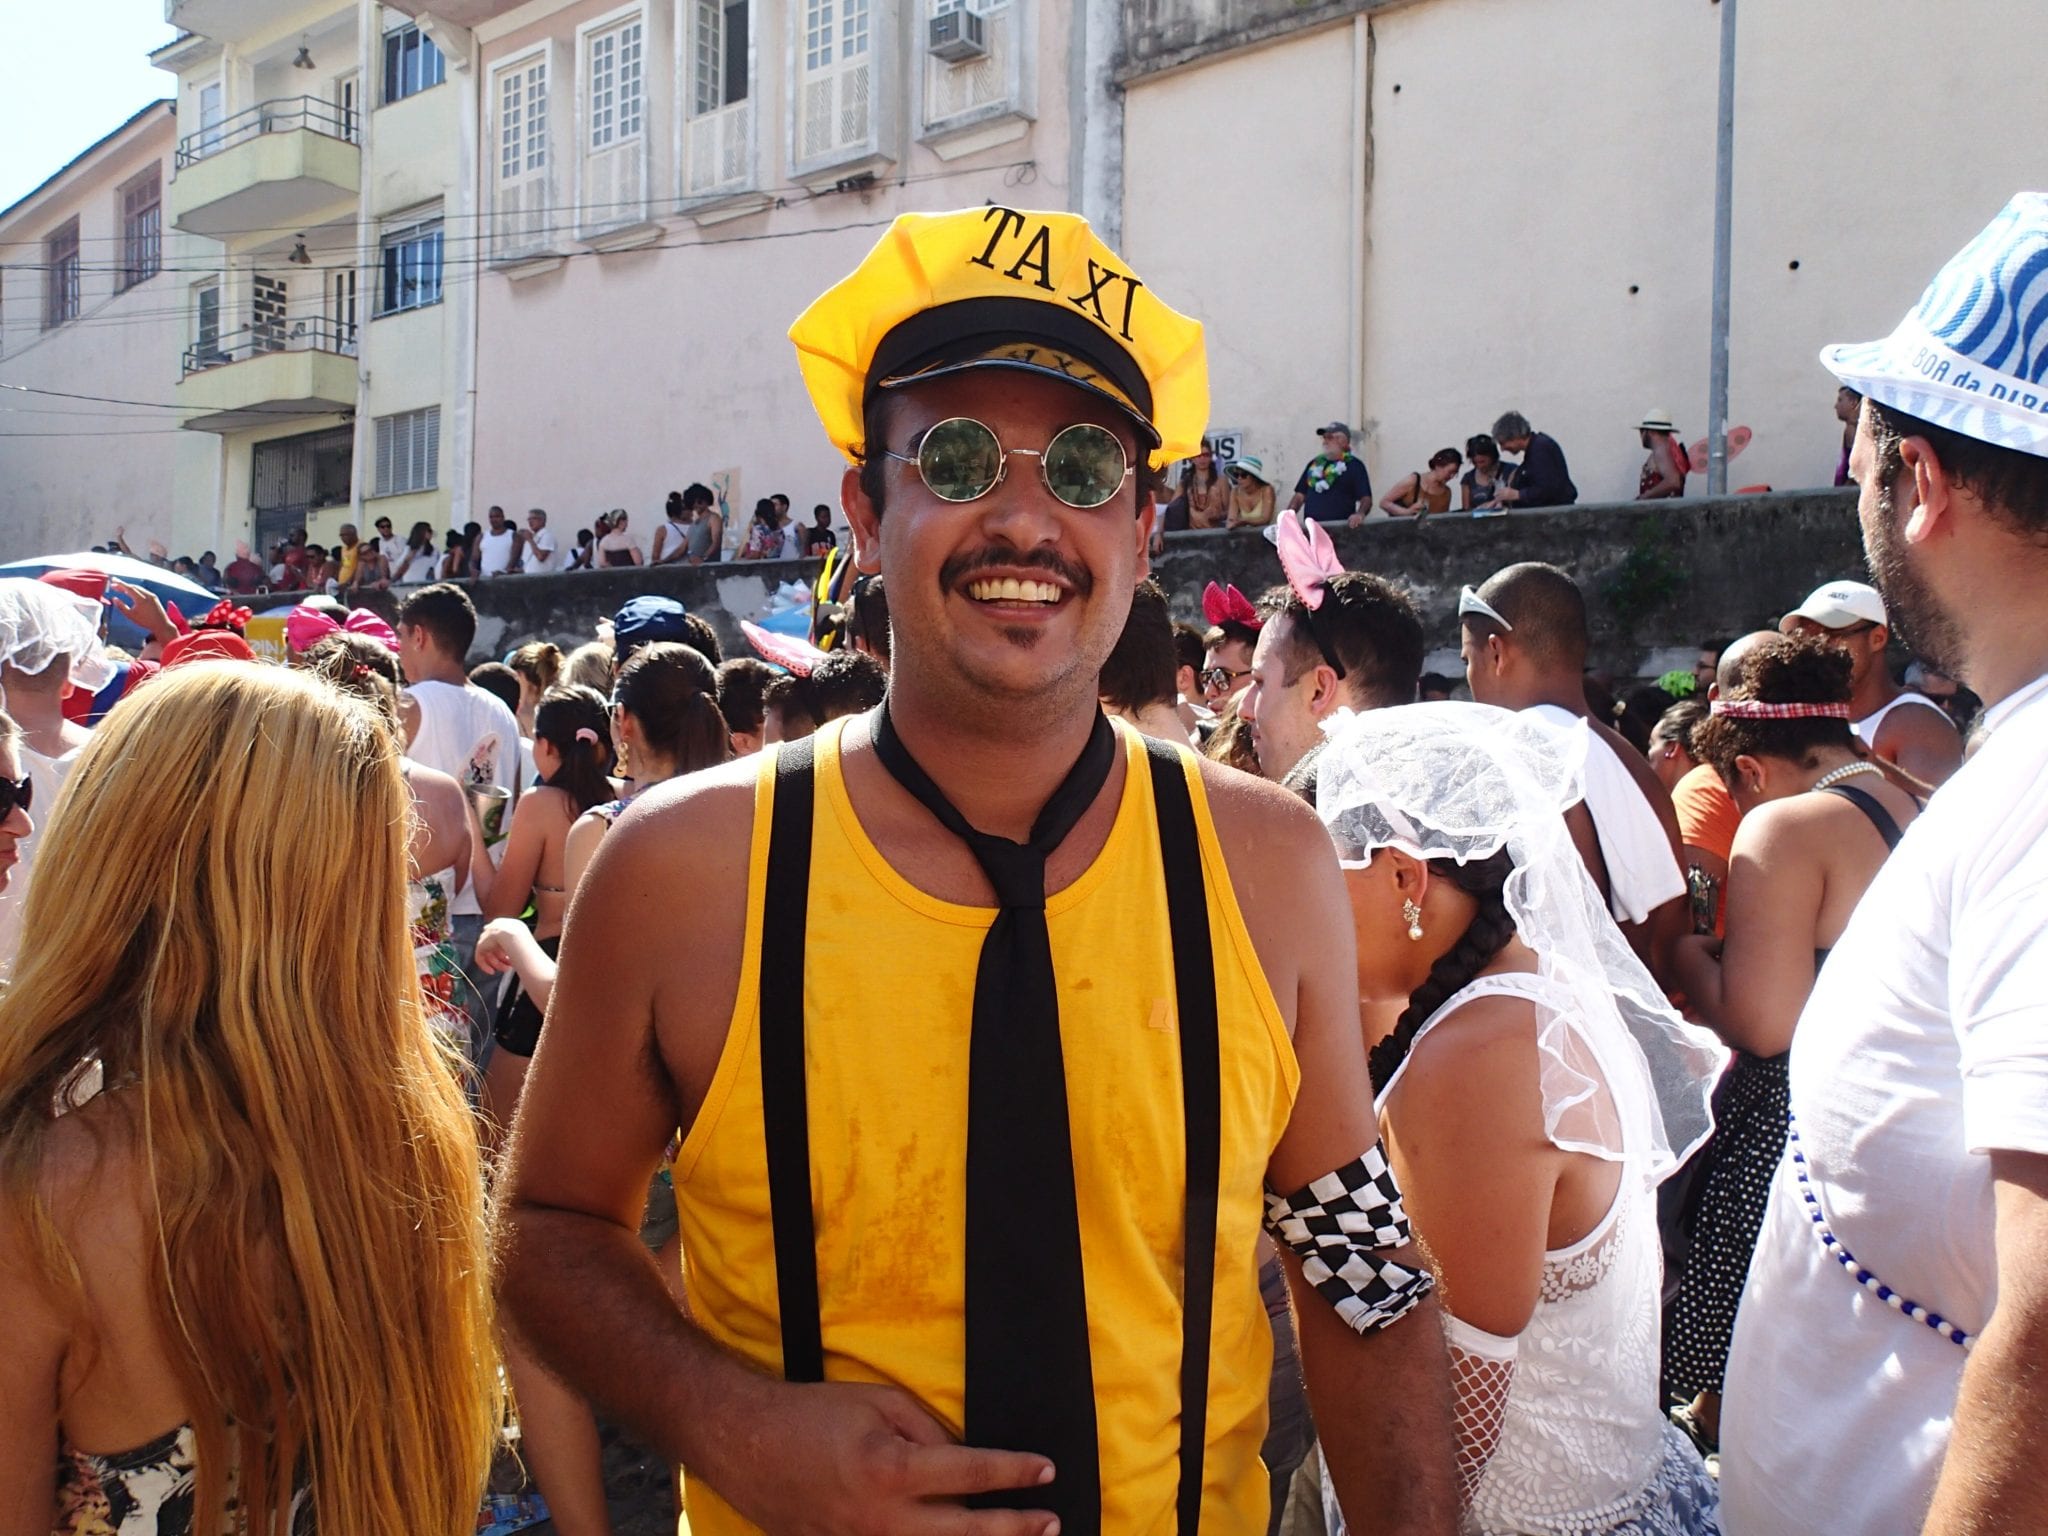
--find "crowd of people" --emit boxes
[3,196,2045,1536]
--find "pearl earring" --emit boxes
[1402,899,1424,941]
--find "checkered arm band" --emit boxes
[1263,1147,1435,1335]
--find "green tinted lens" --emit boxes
[1042,424,1129,509]
[917,418,1004,502]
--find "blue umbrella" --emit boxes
[0,551,219,650]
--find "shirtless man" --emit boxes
[1779,579,1962,786]
[500,207,1457,1536]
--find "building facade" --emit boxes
[155,0,473,565]
[411,0,1117,547]
[1118,0,2048,506]
[0,102,219,564]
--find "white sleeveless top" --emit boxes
[1349,973,1718,1536]
[1852,689,1943,746]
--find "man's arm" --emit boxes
[1876,704,1964,788]
[1204,766,1458,1534]
[1919,1149,2048,1534]
[500,773,1057,1536]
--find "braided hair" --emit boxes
[1284,749,1521,1096]
[1369,851,1519,1096]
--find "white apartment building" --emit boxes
[156,0,474,561]
[0,102,219,564]
[386,0,1121,539]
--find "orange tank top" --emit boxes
[673,717,1297,1533]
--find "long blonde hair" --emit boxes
[0,662,497,1533]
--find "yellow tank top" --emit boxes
[674,717,1297,1534]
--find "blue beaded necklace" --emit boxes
[1787,1114,1972,1351]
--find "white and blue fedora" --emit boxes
[1823,192,2048,459]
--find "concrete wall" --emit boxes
[296,489,1865,676]
[468,0,1084,551]
[0,105,218,563]
[1120,0,2048,506]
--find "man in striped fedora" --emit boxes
[1721,193,2048,1535]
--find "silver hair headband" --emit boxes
[1458,586,1514,631]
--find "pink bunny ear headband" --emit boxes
[1201,581,1262,631]
[1273,511,1349,679]
[742,619,827,678]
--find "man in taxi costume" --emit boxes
[501,208,1457,1536]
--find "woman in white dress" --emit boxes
[1302,703,1725,1535]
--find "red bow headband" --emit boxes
[1201,581,1262,631]
[1709,699,1853,720]
[196,599,252,634]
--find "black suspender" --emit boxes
[759,736,824,1382]
[756,735,1223,1534]
[1144,739,1223,1536]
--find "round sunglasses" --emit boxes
[883,417,1134,510]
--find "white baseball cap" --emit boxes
[1783,580,1886,632]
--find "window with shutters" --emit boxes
[378,212,443,315]
[384,24,447,104]
[374,407,441,497]
[587,19,644,150]
[794,0,876,171]
[684,0,754,198]
[493,53,552,256]
[580,15,648,233]
[118,169,162,291]
[192,280,222,367]
[922,0,1020,133]
[44,219,80,329]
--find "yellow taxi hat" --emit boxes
[789,207,1209,471]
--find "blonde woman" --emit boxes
[0,663,497,1535]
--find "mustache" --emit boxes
[939,547,1094,596]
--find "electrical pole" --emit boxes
[1708,0,1737,495]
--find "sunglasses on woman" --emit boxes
[0,775,32,819]
[882,417,1134,510]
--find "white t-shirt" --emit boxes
[406,680,521,917]
[1528,704,1686,925]
[0,740,84,975]
[524,526,559,574]
[477,526,520,577]
[1721,674,2048,1535]
[378,534,409,571]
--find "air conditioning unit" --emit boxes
[928,9,987,62]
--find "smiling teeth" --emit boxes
[968,578,1063,604]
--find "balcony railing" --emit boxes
[183,318,357,377]
[176,95,358,169]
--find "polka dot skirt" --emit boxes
[1665,1050,1789,1398]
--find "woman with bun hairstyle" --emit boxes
[0,664,496,1535]
[507,641,564,736]
[1664,633,1922,1452]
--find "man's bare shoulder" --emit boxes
[566,757,762,928]
[1190,751,1330,862]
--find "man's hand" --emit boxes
[1494,486,1521,505]
[1347,511,1366,528]
[725,1381,1058,1536]
[106,579,176,644]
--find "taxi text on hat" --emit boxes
[788,206,1209,471]
[1821,192,2048,459]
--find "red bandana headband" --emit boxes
[1709,699,1853,720]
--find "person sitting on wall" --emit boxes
[1286,420,1374,527]
[1378,448,1464,519]
[1638,410,1691,500]
[1490,410,1578,508]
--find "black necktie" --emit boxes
[871,700,1114,1531]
